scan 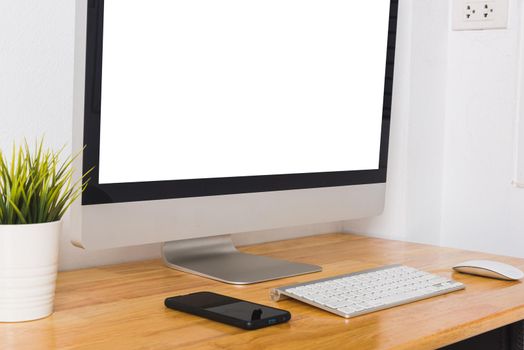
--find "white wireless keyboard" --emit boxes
[270,265,465,318]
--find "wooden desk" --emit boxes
[3,233,524,350]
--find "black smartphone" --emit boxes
[164,291,291,330]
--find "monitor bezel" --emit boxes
[82,0,397,205]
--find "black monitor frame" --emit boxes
[82,0,398,205]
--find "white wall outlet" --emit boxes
[452,0,509,30]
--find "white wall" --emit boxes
[346,0,449,246]
[440,0,524,257]
[346,0,524,259]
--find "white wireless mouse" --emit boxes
[453,260,524,281]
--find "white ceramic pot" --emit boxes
[0,221,61,322]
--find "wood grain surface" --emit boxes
[2,233,524,350]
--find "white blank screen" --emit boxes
[98,0,391,184]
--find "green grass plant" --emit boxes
[0,139,90,224]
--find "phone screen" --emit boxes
[174,292,285,321]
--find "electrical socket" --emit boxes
[452,0,508,31]
[464,2,494,21]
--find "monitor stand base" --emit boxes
[162,235,322,284]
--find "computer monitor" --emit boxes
[71,0,397,284]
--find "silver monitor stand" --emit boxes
[162,235,322,284]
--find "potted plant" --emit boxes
[0,140,89,322]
